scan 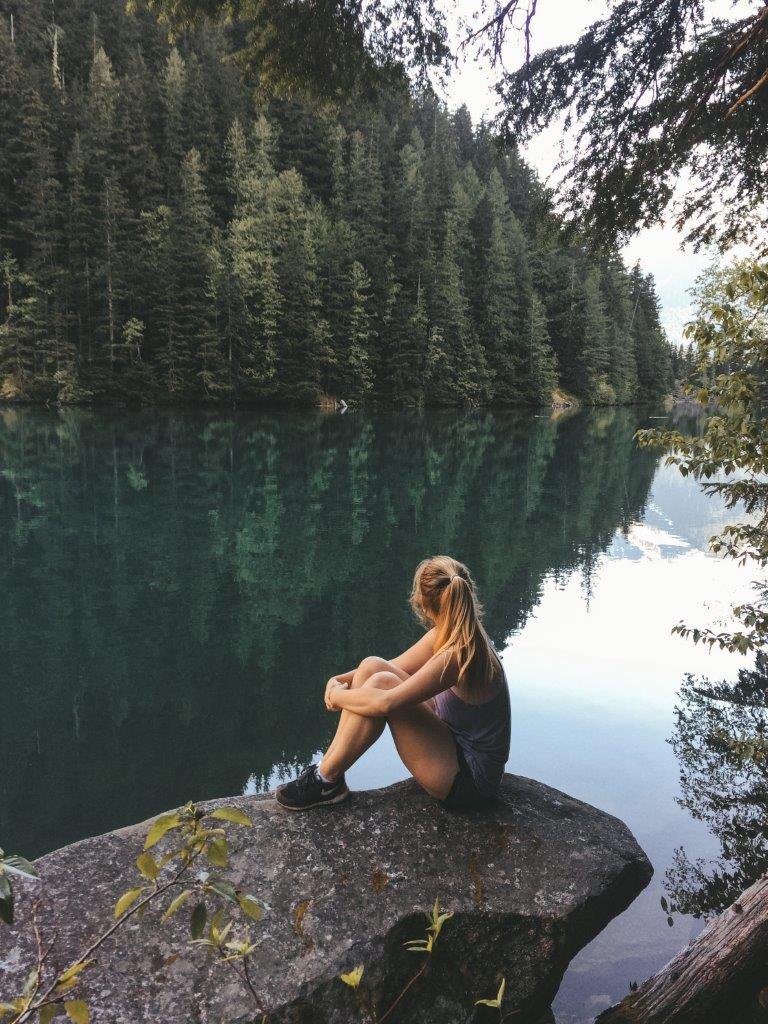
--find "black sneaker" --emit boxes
[275,764,350,811]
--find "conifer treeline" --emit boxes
[0,0,674,406]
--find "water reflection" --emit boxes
[0,406,660,857]
[667,652,768,919]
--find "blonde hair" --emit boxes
[410,555,499,692]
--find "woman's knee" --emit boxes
[353,656,391,686]
[362,670,401,691]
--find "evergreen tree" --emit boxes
[0,254,40,399]
[138,204,175,379]
[0,23,24,252]
[64,134,92,366]
[83,47,117,180]
[599,250,637,404]
[429,182,488,403]
[92,173,130,388]
[396,128,432,301]
[524,293,558,404]
[477,168,533,403]
[339,260,375,396]
[575,268,611,403]
[161,48,186,195]
[10,86,68,397]
[630,264,673,403]
[270,170,330,400]
[166,148,216,397]
[118,52,162,213]
[217,118,281,397]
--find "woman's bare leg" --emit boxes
[319,657,407,781]
[387,704,458,799]
[321,662,459,800]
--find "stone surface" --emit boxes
[1,776,652,1023]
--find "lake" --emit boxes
[0,405,757,1022]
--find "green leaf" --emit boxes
[40,1004,59,1024]
[238,894,263,922]
[136,852,159,881]
[114,887,143,918]
[2,855,38,879]
[64,1000,89,1024]
[206,878,237,903]
[57,961,93,984]
[206,838,229,867]
[209,807,252,826]
[22,968,39,997]
[190,902,207,939]
[162,889,192,921]
[212,919,233,946]
[144,813,181,850]
[340,964,364,988]
[476,977,505,1008]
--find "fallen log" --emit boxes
[597,875,768,1024]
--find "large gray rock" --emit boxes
[2,776,652,1023]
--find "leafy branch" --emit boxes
[636,259,768,655]
[0,803,265,1024]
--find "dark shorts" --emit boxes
[442,742,495,811]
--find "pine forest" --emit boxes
[0,0,674,407]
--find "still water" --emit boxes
[0,406,757,1022]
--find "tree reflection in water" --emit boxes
[667,652,768,919]
[0,405,661,857]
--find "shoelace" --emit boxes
[294,766,318,799]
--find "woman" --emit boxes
[276,555,511,812]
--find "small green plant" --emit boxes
[403,897,453,955]
[475,976,506,1015]
[0,803,265,1024]
[339,897,454,1023]
[0,849,38,926]
[339,964,365,989]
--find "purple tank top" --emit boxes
[433,658,511,797]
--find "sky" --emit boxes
[442,0,739,344]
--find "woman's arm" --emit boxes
[325,630,436,711]
[326,629,435,700]
[330,650,457,717]
[390,628,436,675]
[324,669,355,708]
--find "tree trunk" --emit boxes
[597,876,768,1024]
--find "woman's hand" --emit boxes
[324,676,350,710]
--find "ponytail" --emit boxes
[410,555,498,692]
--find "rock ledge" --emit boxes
[2,775,652,1023]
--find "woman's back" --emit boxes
[433,657,511,798]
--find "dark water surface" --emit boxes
[0,406,754,1022]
